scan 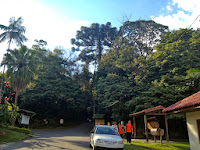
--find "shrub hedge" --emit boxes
[7,126,32,134]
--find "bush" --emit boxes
[0,103,20,126]
[7,126,32,134]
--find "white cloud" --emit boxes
[152,0,200,30]
[0,0,89,63]
[166,5,172,11]
[172,0,198,12]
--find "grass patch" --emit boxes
[124,141,190,150]
[7,126,32,134]
[0,128,30,144]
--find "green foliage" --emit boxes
[95,26,200,122]
[3,45,37,105]
[0,103,19,126]
[0,17,27,45]
[20,49,87,122]
[1,17,199,134]
[5,46,37,91]
[32,39,47,50]
[0,104,11,125]
[118,20,169,56]
[95,73,136,121]
[0,17,27,104]
[7,126,32,134]
[185,68,200,90]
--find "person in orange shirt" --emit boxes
[125,120,133,144]
[121,121,125,137]
[118,123,124,138]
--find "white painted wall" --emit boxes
[186,110,200,150]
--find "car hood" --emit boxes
[93,134,122,141]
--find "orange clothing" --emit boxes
[126,124,133,133]
[118,126,123,134]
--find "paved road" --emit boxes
[1,123,93,150]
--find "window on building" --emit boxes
[197,119,200,143]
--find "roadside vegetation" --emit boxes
[124,141,190,150]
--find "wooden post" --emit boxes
[144,115,149,142]
[133,116,136,139]
[160,135,163,145]
[165,115,169,142]
[154,136,156,143]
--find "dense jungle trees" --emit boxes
[20,49,86,121]
[1,17,200,126]
[95,28,200,121]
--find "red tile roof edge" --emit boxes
[129,105,165,116]
[163,91,200,113]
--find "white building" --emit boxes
[163,91,200,150]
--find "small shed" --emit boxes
[17,109,36,126]
[163,91,200,150]
[129,105,169,142]
[93,114,105,125]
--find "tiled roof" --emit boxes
[163,91,200,113]
[17,109,36,117]
[129,105,165,116]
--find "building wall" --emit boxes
[95,119,105,125]
[186,110,200,150]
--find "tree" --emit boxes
[32,39,47,50]
[95,27,200,120]
[118,20,168,56]
[71,22,117,69]
[96,73,136,121]
[3,45,36,105]
[20,50,86,121]
[129,28,200,111]
[0,17,27,102]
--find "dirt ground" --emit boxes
[0,122,93,150]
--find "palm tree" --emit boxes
[0,17,27,102]
[4,45,36,105]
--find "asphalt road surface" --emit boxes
[1,122,93,150]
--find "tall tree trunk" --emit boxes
[0,40,11,103]
[14,90,19,106]
[97,39,102,60]
[85,60,90,72]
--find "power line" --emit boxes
[188,14,200,29]
[177,14,200,41]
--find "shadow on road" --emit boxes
[0,122,93,150]
[33,122,93,137]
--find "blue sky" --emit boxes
[0,0,199,63]
[39,0,170,26]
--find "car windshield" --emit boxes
[95,127,118,135]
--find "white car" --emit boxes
[90,125,124,150]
